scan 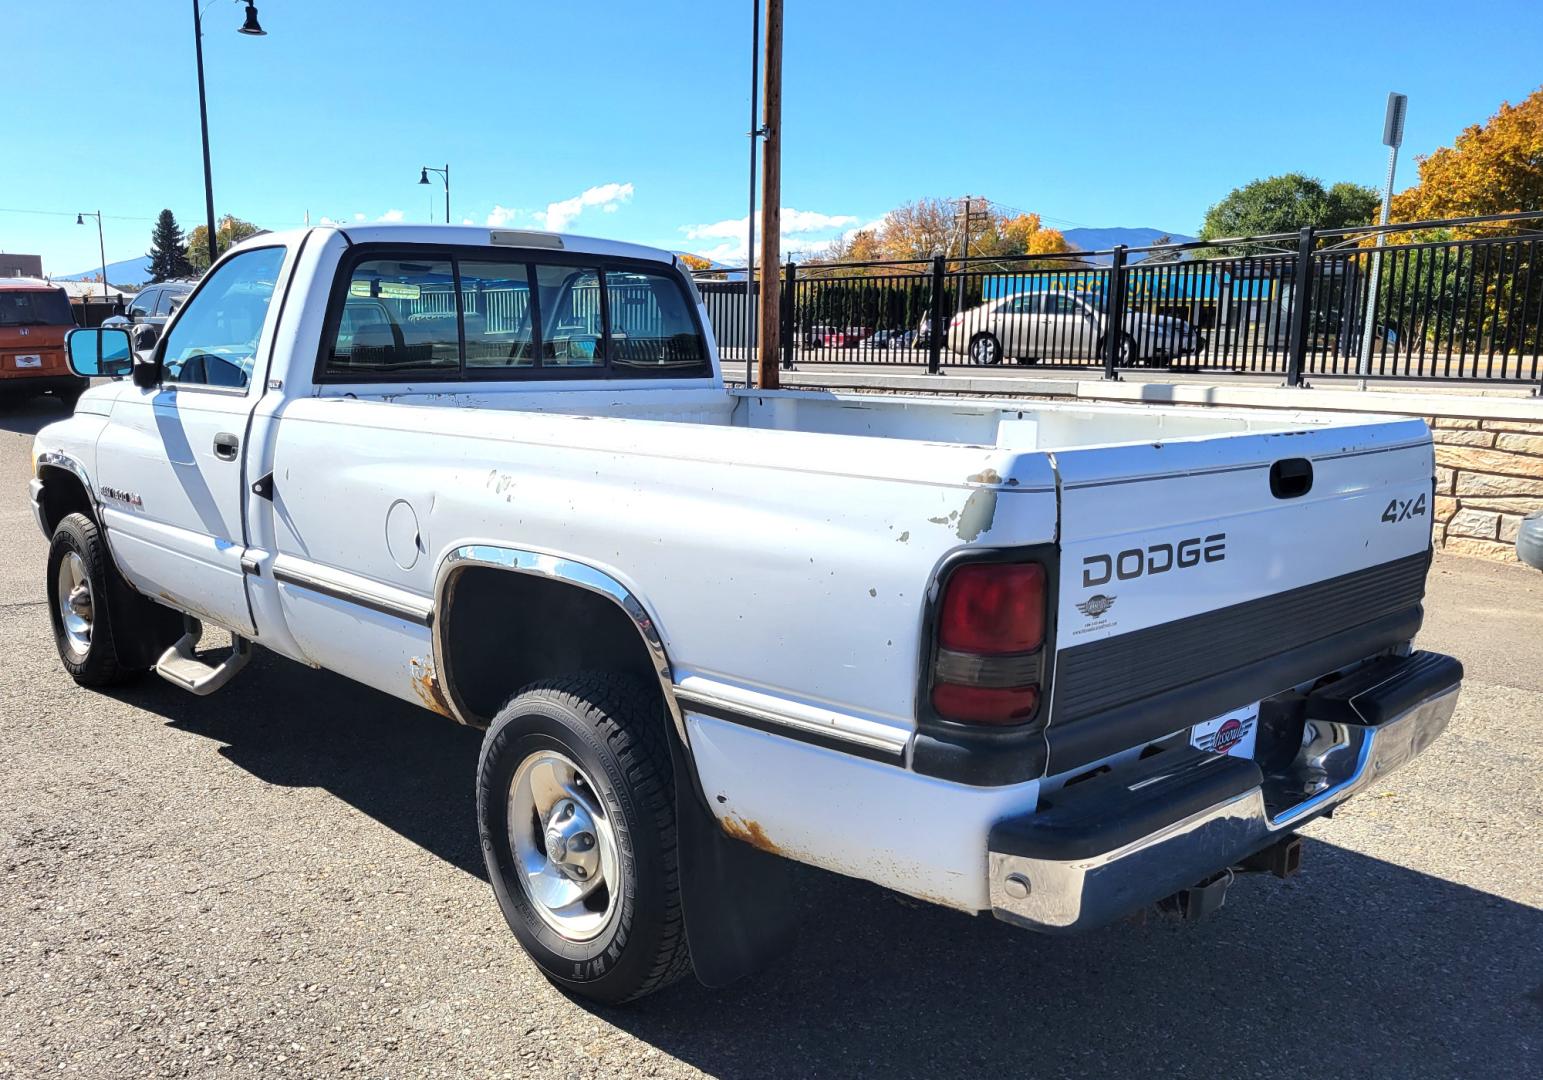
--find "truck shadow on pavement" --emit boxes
[112,649,1542,1080]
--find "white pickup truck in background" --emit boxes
[31,224,1461,1002]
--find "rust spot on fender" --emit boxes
[409,657,453,718]
[719,815,781,855]
[966,467,1002,485]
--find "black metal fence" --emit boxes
[694,211,1543,387]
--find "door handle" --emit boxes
[213,433,240,461]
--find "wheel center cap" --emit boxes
[67,585,92,620]
[545,798,600,882]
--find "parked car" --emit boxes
[105,280,195,353]
[812,325,870,348]
[0,278,85,405]
[36,223,1459,1003]
[947,289,1202,366]
[868,328,913,349]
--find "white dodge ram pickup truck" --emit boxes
[32,225,1461,1002]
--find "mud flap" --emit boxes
[667,731,801,988]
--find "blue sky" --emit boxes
[5,0,1541,275]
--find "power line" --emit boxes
[0,206,159,223]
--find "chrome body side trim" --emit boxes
[988,681,1459,932]
[271,556,434,626]
[432,545,686,742]
[34,450,102,525]
[673,684,910,762]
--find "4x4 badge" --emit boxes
[1076,594,1116,618]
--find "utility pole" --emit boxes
[1359,92,1407,385]
[756,0,783,389]
[745,0,762,387]
[955,196,973,324]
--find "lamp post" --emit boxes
[419,165,451,223]
[193,0,265,269]
[1358,92,1407,384]
[76,212,108,303]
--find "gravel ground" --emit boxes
[2,394,1539,1079]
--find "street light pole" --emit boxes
[193,0,218,267]
[76,211,107,302]
[419,165,451,223]
[1358,92,1407,384]
[192,1,265,269]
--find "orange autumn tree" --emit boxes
[1392,86,1543,230]
[1375,87,1543,355]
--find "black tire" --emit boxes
[46,512,145,687]
[968,332,1003,366]
[1097,333,1138,365]
[477,673,691,1004]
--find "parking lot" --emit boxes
[2,393,1539,1079]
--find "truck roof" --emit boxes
[234,224,679,267]
[0,276,64,292]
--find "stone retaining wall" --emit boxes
[1432,417,1543,559]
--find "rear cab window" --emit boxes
[317,244,710,383]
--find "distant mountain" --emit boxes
[59,255,152,287]
[1062,227,1197,265]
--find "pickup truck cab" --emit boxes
[32,225,1461,1002]
[1,278,86,404]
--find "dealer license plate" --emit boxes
[14,355,41,368]
[1190,703,1259,759]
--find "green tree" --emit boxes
[1199,174,1379,254]
[187,214,264,273]
[145,209,193,282]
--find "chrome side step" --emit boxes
[154,621,252,696]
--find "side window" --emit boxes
[603,269,705,372]
[1044,294,1076,316]
[324,258,459,376]
[128,289,157,318]
[535,264,605,368]
[459,260,536,370]
[156,289,185,317]
[160,246,287,389]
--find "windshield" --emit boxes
[0,289,74,327]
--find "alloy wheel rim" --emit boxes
[507,750,621,942]
[55,551,93,657]
[972,337,997,364]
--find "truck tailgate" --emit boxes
[1045,417,1434,774]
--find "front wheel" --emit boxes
[477,673,691,1003]
[46,513,146,686]
[1097,333,1138,365]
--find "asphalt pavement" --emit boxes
[1,393,1539,1079]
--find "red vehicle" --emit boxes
[1,279,85,405]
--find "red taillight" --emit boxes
[930,684,1039,726]
[938,563,1045,654]
[931,562,1048,727]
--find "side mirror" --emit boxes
[65,327,134,378]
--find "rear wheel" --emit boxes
[46,513,146,686]
[477,673,691,1003]
[969,332,1003,366]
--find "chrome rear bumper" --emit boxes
[988,651,1460,933]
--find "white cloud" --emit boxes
[353,213,367,222]
[377,209,405,222]
[679,207,863,264]
[536,182,635,233]
[486,205,525,227]
[461,217,474,225]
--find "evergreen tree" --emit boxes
[146,209,193,282]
